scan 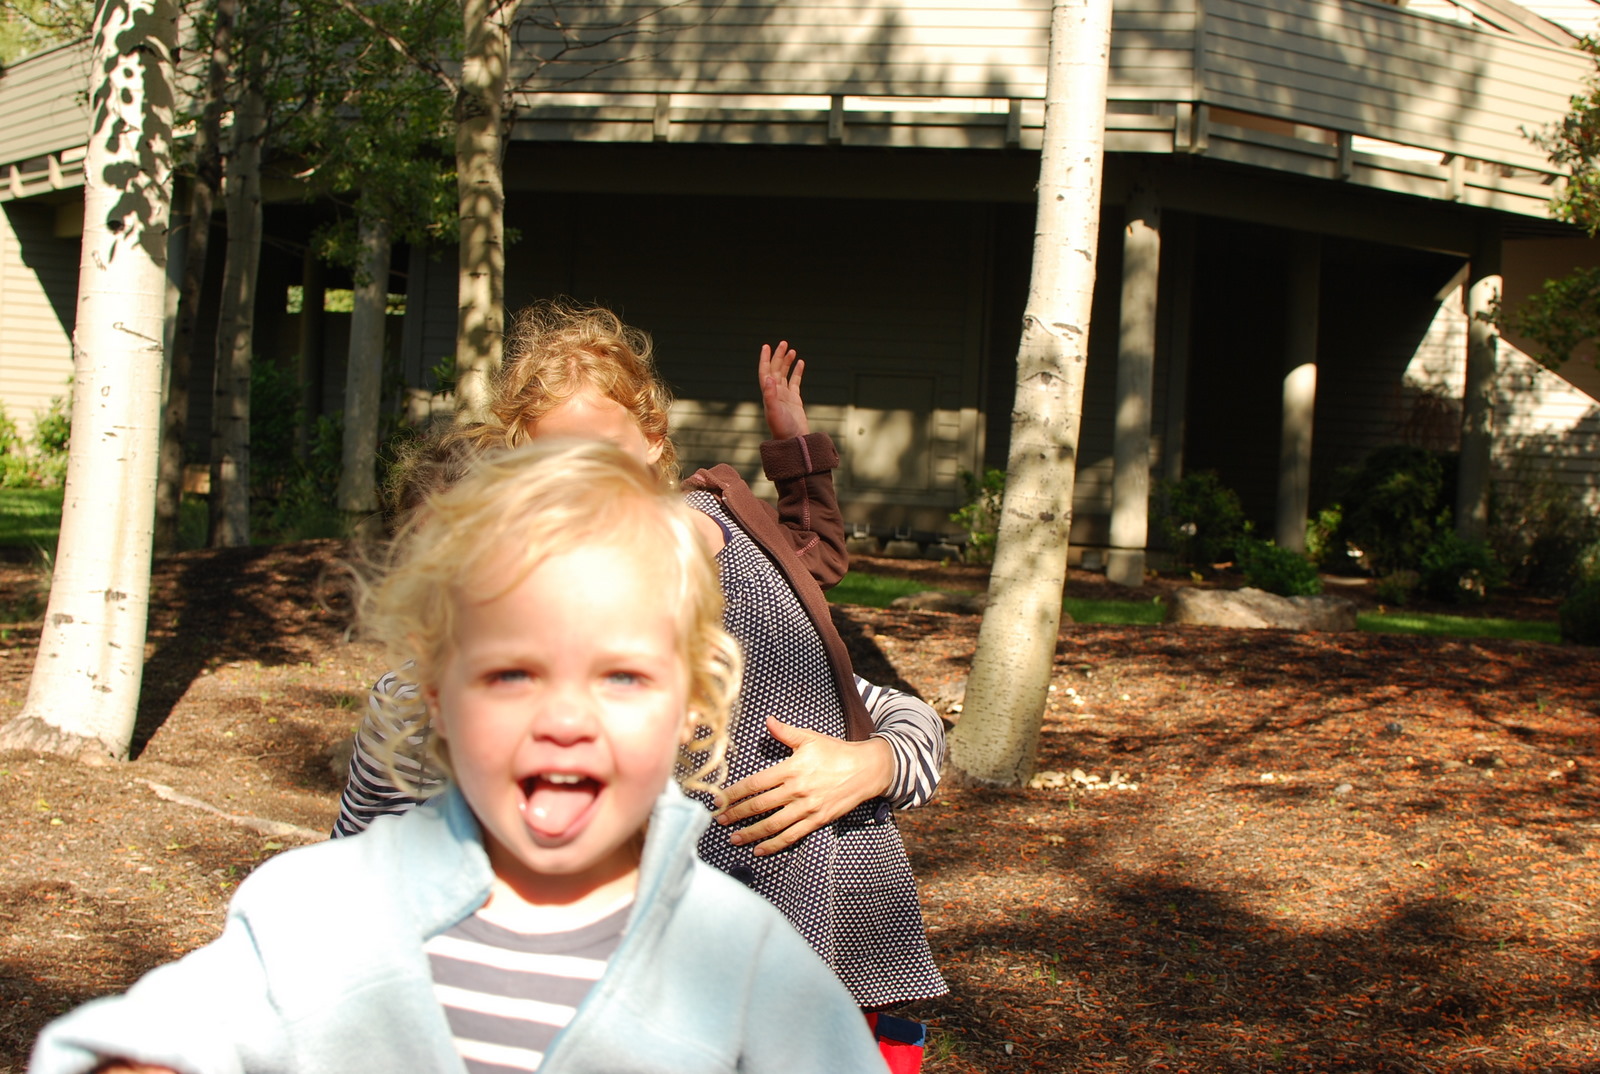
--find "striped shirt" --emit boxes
[424,905,629,1073]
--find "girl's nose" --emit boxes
[528,682,599,743]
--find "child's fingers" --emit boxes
[784,357,805,393]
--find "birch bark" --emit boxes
[947,0,1114,787]
[0,0,178,760]
[452,0,510,418]
[336,213,392,534]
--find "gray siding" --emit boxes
[0,200,76,436]
[0,42,91,199]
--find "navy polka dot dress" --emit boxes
[686,491,947,1008]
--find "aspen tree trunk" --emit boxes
[0,0,178,761]
[208,88,265,547]
[153,0,237,554]
[336,213,391,536]
[947,0,1114,787]
[453,0,509,418]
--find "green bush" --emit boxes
[1157,471,1249,568]
[1375,570,1420,605]
[1236,537,1323,597]
[1559,579,1600,645]
[1331,445,1451,574]
[1419,530,1505,605]
[0,397,70,489]
[950,468,1004,564]
[1304,505,1346,569]
[1488,473,1600,594]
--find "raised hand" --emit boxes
[758,341,809,440]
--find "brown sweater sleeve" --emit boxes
[757,432,849,590]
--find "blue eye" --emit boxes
[605,670,645,687]
[486,669,529,685]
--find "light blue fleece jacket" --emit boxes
[31,784,886,1074]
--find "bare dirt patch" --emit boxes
[2,542,1597,1073]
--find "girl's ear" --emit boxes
[678,707,698,747]
[644,433,665,466]
[424,687,447,740]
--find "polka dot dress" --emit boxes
[685,491,947,1008]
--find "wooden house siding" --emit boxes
[0,201,76,436]
[0,42,91,201]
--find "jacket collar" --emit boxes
[402,782,710,935]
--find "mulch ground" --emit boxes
[1,542,1596,1073]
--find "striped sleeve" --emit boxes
[331,669,447,838]
[858,675,945,811]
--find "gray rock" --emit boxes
[845,535,882,556]
[1166,586,1358,632]
[882,539,923,559]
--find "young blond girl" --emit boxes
[31,441,882,1074]
[337,303,948,1029]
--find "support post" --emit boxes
[1458,230,1500,543]
[1276,233,1320,552]
[1108,186,1160,586]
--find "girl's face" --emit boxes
[427,540,690,907]
[528,387,664,468]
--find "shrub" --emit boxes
[1419,530,1505,605]
[1236,537,1323,597]
[950,468,1005,564]
[1304,505,1346,570]
[1488,473,1600,594]
[1375,570,1420,605]
[1559,580,1600,646]
[1157,471,1249,568]
[0,397,70,489]
[1331,445,1451,574]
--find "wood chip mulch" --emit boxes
[0,543,1596,1074]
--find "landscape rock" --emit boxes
[1166,586,1358,631]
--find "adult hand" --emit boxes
[759,341,809,440]
[91,1063,179,1074]
[714,716,893,855]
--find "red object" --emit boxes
[865,1012,926,1074]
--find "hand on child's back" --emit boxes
[91,1063,177,1074]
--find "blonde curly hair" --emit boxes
[360,439,739,803]
[492,300,679,485]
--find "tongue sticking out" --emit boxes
[523,775,600,838]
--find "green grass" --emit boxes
[826,573,936,608]
[828,573,1170,625]
[1357,610,1560,644]
[0,487,63,551]
[1064,596,1168,625]
[0,488,212,552]
[832,567,1562,643]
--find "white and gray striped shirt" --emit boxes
[424,905,629,1073]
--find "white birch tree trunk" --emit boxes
[336,213,391,535]
[0,0,178,761]
[453,0,509,419]
[208,88,265,548]
[946,0,1114,787]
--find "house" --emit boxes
[2,0,1597,578]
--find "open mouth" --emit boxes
[520,772,602,840]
